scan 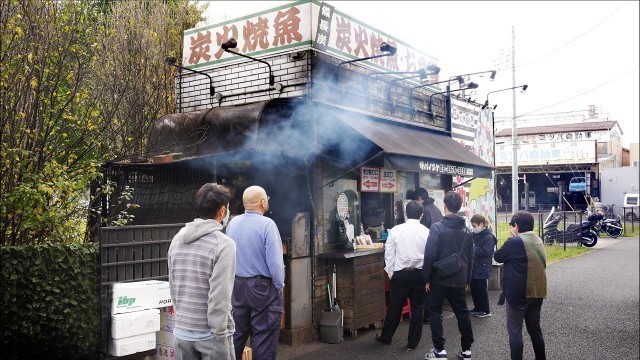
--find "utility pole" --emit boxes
[511,25,519,214]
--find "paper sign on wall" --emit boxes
[379,169,397,193]
[360,167,380,192]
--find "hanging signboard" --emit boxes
[360,167,380,192]
[182,0,312,69]
[379,169,397,193]
[182,0,439,75]
[495,140,597,166]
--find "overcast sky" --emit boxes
[200,1,639,147]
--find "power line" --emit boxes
[495,2,631,72]
[516,67,639,118]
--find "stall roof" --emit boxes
[131,98,493,178]
[322,104,494,178]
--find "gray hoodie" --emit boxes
[168,219,236,338]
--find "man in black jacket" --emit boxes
[422,191,474,359]
[412,188,443,228]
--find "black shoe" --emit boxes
[375,334,391,345]
[406,345,416,351]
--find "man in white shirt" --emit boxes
[375,200,430,351]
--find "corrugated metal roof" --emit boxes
[495,120,619,137]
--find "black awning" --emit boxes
[323,106,494,178]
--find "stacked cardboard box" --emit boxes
[109,280,172,357]
[156,306,176,360]
[242,346,253,360]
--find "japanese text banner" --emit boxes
[182,0,312,69]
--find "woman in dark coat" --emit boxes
[469,214,497,317]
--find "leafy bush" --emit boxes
[1,243,99,359]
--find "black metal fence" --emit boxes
[98,224,182,354]
[495,205,637,248]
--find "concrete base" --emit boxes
[489,264,504,291]
[280,326,315,345]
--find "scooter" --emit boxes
[543,207,597,247]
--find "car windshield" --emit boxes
[571,177,585,183]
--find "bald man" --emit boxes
[225,186,284,360]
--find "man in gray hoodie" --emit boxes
[168,183,236,360]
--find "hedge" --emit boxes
[1,243,100,359]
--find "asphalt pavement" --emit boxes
[278,236,639,359]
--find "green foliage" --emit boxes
[545,243,591,264]
[0,243,100,359]
[1,0,204,245]
[623,224,640,237]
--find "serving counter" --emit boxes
[317,248,386,338]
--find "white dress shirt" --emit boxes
[384,219,430,279]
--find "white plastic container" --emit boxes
[111,280,172,314]
[108,332,156,357]
[111,308,160,339]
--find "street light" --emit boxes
[409,76,463,110]
[336,42,397,82]
[483,84,527,109]
[483,84,528,214]
[445,70,496,132]
[164,56,215,97]
[221,38,275,86]
[428,82,479,115]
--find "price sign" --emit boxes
[379,169,397,193]
[360,167,380,192]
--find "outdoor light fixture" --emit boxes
[336,41,397,82]
[164,56,215,97]
[221,38,274,86]
[429,82,478,114]
[483,83,529,213]
[482,84,528,109]
[389,64,441,86]
[444,70,496,132]
[368,64,440,86]
[409,76,463,110]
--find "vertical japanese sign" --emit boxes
[311,1,439,75]
[182,0,312,69]
[314,2,334,52]
[360,167,380,192]
[379,169,397,193]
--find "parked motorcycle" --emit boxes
[543,207,597,247]
[589,211,623,238]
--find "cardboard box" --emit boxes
[109,332,156,357]
[160,306,176,332]
[242,346,252,360]
[111,280,172,314]
[156,344,175,360]
[156,330,175,347]
[111,309,160,339]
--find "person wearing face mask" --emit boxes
[225,185,284,360]
[469,214,497,318]
[168,183,236,359]
[494,211,547,360]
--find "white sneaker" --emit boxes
[458,349,471,359]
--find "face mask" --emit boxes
[222,205,230,226]
[472,226,483,234]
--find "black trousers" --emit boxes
[506,299,546,360]
[379,269,427,348]
[427,283,474,351]
[470,278,490,313]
